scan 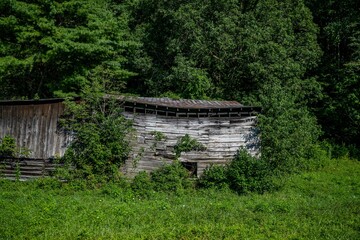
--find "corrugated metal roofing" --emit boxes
[0,96,254,110]
[117,96,244,109]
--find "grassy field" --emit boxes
[0,157,359,239]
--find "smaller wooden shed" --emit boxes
[0,99,72,179]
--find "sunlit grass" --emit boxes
[0,157,359,239]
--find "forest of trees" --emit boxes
[0,0,359,158]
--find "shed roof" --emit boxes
[119,96,244,109]
[0,96,261,118]
[112,95,260,118]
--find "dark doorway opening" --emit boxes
[181,162,197,177]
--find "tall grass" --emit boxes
[0,157,359,239]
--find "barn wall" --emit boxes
[123,112,259,177]
[0,101,71,159]
[0,101,259,179]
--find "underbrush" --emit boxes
[0,157,359,239]
[197,144,331,195]
[198,149,274,194]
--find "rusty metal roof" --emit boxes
[123,96,243,109]
[0,96,256,111]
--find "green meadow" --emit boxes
[0,157,359,240]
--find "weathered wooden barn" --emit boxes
[120,97,260,177]
[0,97,260,179]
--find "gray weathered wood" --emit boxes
[0,99,259,179]
[0,102,71,159]
[123,112,259,177]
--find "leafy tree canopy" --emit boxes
[127,0,321,104]
[306,0,360,146]
[0,0,137,99]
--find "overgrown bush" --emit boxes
[60,95,133,182]
[226,149,273,194]
[299,143,331,171]
[0,135,30,158]
[131,171,154,197]
[326,142,360,160]
[198,149,274,194]
[197,164,228,189]
[0,135,16,157]
[0,135,31,180]
[150,162,193,193]
[258,82,321,173]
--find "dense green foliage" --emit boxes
[60,95,133,182]
[0,135,16,157]
[127,0,321,101]
[150,162,193,193]
[197,164,228,189]
[305,0,360,147]
[173,134,206,158]
[0,135,30,158]
[1,157,359,239]
[198,149,274,194]
[131,162,194,196]
[198,145,331,194]
[0,0,358,186]
[0,0,136,99]
[226,150,273,194]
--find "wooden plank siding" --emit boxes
[0,100,71,159]
[0,100,71,180]
[0,98,259,179]
[0,157,61,180]
[123,112,259,177]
